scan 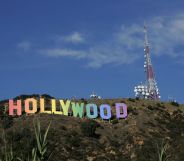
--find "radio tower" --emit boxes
[134,24,160,100]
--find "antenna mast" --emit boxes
[134,24,160,100]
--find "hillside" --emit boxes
[0,96,184,161]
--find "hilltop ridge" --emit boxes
[0,95,184,161]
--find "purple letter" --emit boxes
[115,103,127,119]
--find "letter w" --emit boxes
[71,102,84,118]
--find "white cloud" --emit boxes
[40,12,184,68]
[41,26,143,68]
[41,43,139,68]
[116,14,184,60]
[17,42,31,51]
[145,14,184,59]
[63,32,85,44]
[42,48,87,59]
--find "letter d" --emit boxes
[115,103,127,119]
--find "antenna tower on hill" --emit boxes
[134,24,160,100]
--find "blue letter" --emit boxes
[86,104,98,119]
[100,104,111,119]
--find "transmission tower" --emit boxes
[134,24,160,100]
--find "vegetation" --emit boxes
[0,120,52,161]
[1,131,15,161]
[1,113,13,129]
[128,98,135,102]
[0,96,184,160]
[170,101,179,107]
[157,141,170,161]
[81,119,99,137]
[111,119,119,124]
[31,120,52,161]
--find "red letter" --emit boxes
[9,99,22,116]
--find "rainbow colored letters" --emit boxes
[9,98,128,119]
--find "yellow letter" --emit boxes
[52,99,62,115]
[59,100,71,116]
[40,98,52,114]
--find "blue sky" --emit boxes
[0,0,184,102]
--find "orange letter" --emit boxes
[25,98,37,114]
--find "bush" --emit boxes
[65,134,81,147]
[147,105,154,111]
[41,94,54,99]
[156,102,161,107]
[81,119,99,137]
[128,98,135,102]
[1,114,13,129]
[111,119,119,124]
[170,101,179,107]
[128,106,134,112]
[157,140,170,161]
[120,100,126,103]
[0,120,52,161]
[111,102,116,106]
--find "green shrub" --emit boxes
[111,102,116,106]
[81,119,99,137]
[156,102,161,107]
[0,120,52,161]
[120,100,126,103]
[111,119,119,124]
[65,134,81,147]
[1,130,15,161]
[147,105,154,110]
[170,101,179,107]
[157,141,170,161]
[31,120,52,161]
[128,98,135,102]
[1,114,13,129]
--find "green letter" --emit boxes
[71,102,84,118]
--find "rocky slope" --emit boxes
[0,96,184,161]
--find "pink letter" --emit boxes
[9,99,22,116]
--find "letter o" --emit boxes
[86,104,98,119]
[100,104,111,119]
[25,98,37,114]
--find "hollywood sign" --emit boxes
[8,98,128,119]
